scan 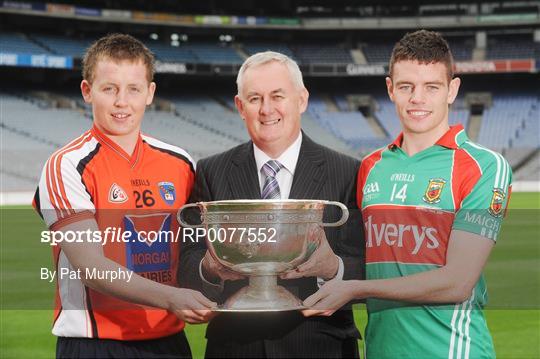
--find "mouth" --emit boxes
[111,113,131,121]
[259,118,281,126]
[407,110,432,119]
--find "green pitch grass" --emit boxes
[1,193,538,358]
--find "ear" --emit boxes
[146,82,156,106]
[447,77,461,105]
[385,77,395,102]
[234,95,246,121]
[80,80,92,103]
[298,88,309,114]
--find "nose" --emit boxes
[258,96,273,116]
[410,87,426,104]
[114,89,128,107]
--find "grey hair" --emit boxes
[236,51,305,96]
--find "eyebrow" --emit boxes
[394,81,445,86]
[246,88,286,97]
[101,82,144,87]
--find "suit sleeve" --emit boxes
[177,160,220,297]
[330,160,365,281]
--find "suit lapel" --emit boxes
[228,141,261,199]
[289,134,326,199]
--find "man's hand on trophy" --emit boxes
[280,227,339,280]
[301,279,359,317]
[168,288,218,324]
[202,250,245,283]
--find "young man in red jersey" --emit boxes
[33,33,215,358]
[303,30,511,359]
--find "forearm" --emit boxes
[70,251,177,310]
[352,266,473,303]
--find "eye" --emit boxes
[129,86,141,93]
[103,86,114,93]
[273,94,284,100]
[248,96,261,104]
[398,85,412,92]
[427,85,439,91]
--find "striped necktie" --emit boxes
[261,160,284,199]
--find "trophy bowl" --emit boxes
[177,199,348,311]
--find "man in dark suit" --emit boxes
[179,51,365,358]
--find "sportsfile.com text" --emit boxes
[40,227,278,246]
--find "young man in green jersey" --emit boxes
[303,30,512,359]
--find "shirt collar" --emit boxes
[253,132,302,176]
[389,124,467,150]
[91,125,143,167]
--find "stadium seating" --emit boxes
[0,32,49,55]
[186,43,244,64]
[147,42,198,63]
[293,44,354,64]
[478,94,539,149]
[243,42,297,60]
[487,38,537,60]
[362,43,394,64]
[1,89,538,192]
[30,34,92,57]
[4,31,539,65]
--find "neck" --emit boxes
[95,125,140,156]
[112,134,138,155]
[401,124,449,156]
[258,132,300,159]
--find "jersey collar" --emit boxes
[91,125,143,167]
[389,124,468,150]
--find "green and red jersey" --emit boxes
[357,125,512,359]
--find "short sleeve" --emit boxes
[33,154,95,230]
[453,153,512,241]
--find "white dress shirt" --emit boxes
[253,132,302,199]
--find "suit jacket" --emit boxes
[179,134,365,358]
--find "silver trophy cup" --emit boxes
[177,199,349,312]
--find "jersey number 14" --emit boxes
[390,183,408,203]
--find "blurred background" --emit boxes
[0,0,538,199]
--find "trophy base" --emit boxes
[215,275,305,312]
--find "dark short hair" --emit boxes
[389,30,454,81]
[82,33,155,83]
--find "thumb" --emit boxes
[303,290,324,307]
[194,292,217,308]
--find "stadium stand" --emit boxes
[243,42,297,60]
[186,42,244,64]
[147,42,199,63]
[293,44,354,64]
[487,37,539,60]
[0,32,49,54]
[30,34,92,57]
[361,42,395,64]
[477,94,539,149]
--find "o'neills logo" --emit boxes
[364,215,440,255]
[488,188,505,217]
[108,183,128,203]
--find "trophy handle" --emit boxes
[321,201,349,227]
[177,203,204,228]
